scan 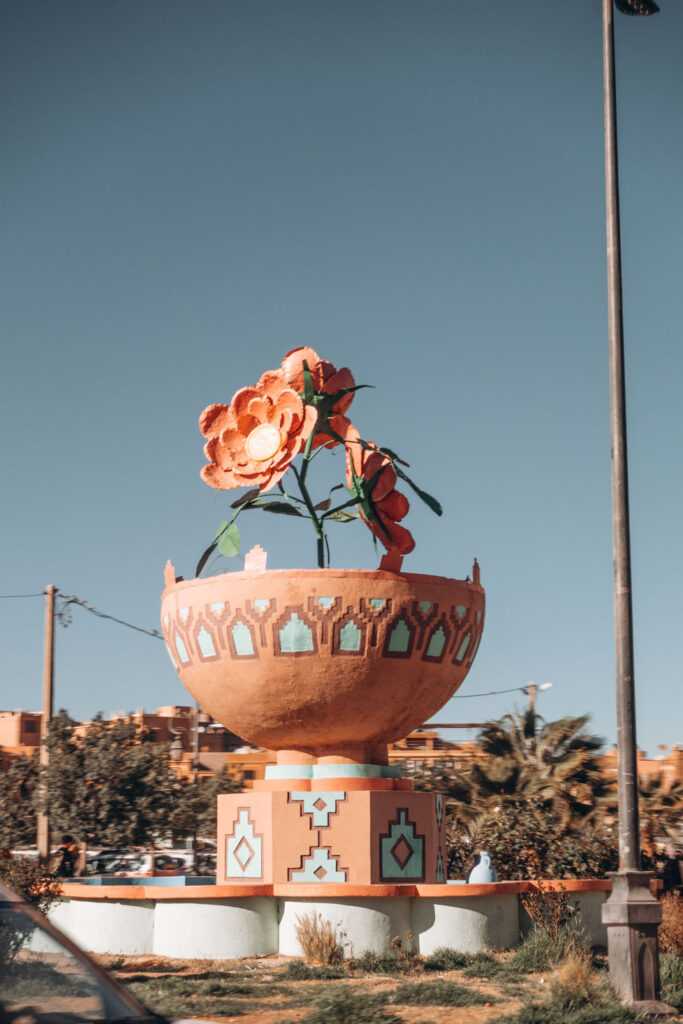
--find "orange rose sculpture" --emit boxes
[196,351,441,573]
[200,369,317,493]
[345,427,415,555]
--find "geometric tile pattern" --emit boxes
[290,791,346,828]
[163,594,484,671]
[379,808,425,881]
[226,808,263,879]
[286,791,348,882]
[289,845,348,882]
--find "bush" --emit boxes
[660,951,683,1012]
[659,893,683,956]
[283,960,345,981]
[446,801,618,881]
[301,989,399,1024]
[507,922,591,976]
[389,980,492,1006]
[294,911,344,965]
[350,950,411,975]
[423,947,469,972]
[0,854,60,965]
[0,854,59,917]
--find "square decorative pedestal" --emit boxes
[217,783,446,886]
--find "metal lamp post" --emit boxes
[598,0,674,1012]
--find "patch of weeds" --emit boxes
[283,959,345,981]
[497,982,529,998]
[506,922,590,976]
[390,980,494,1007]
[298,988,399,1024]
[422,947,469,972]
[490,991,649,1023]
[124,972,280,1017]
[462,951,505,979]
[660,950,683,1011]
[350,950,411,975]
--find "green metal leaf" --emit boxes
[195,540,218,578]
[230,488,260,509]
[395,467,443,516]
[258,502,305,517]
[217,521,241,558]
[213,520,229,539]
[302,360,314,404]
[326,509,359,523]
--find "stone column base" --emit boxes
[602,870,677,1015]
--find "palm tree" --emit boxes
[409,710,612,833]
[637,773,683,860]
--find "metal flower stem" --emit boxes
[290,463,326,569]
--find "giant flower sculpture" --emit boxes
[345,427,415,555]
[196,350,441,572]
[200,369,317,492]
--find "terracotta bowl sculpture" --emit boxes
[161,559,485,765]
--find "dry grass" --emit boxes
[660,893,683,956]
[294,911,345,965]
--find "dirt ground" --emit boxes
[100,952,545,1023]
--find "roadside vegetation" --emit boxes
[103,930,683,1023]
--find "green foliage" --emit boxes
[283,961,345,981]
[168,765,243,845]
[297,989,399,1024]
[660,952,683,1011]
[0,854,59,916]
[0,854,60,964]
[506,923,591,976]
[0,754,39,848]
[492,993,647,1024]
[350,950,414,975]
[461,952,506,979]
[446,799,618,881]
[422,947,469,972]
[42,710,175,847]
[389,980,492,1006]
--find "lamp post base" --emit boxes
[601,870,676,1014]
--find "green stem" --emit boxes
[291,464,326,568]
[299,429,315,487]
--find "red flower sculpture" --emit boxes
[345,427,415,555]
[199,369,317,493]
[281,346,355,449]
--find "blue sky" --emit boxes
[2,0,681,758]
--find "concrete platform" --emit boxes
[52,879,612,959]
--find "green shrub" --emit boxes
[350,950,413,975]
[389,980,492,1006]
[283,960,345,981]
[300,989,399,1024]
[660,951,683,1012]
[422,947,469,972]
[507,922,591,976]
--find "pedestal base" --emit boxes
[601,870,677,1015]
[217,782,446,886]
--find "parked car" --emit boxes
[0,880,211,1022]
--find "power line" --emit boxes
[0,588,162,640]
[57,594,163,640]
[452,685,532,699]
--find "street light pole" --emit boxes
[599,0,674,1012]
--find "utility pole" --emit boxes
[36,585,56,861]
